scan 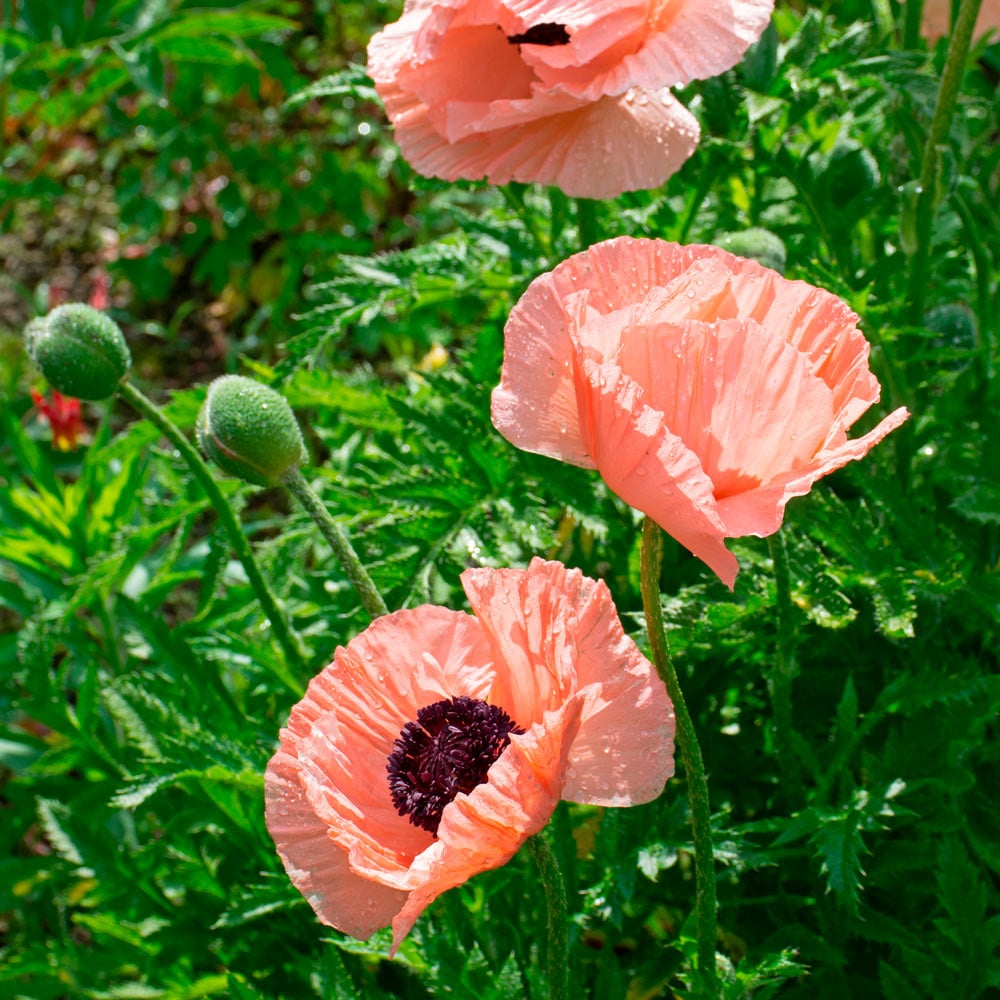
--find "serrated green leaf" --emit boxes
[102,687,163,762]
[871,573,917,639]
[36,798,90,872]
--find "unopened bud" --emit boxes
[197,375,306,487]
[25,303,131,400]
[717,228,787,275]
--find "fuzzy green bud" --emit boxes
[197,375,307,487]
[25,303,131,400]
[717,228,787,275]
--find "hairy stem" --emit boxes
[639,518,718,994]
[526,833,569,1000]
[281,468,389,621]
[766,532,802,794]
[117,379,306,693]
[907,0,985,323]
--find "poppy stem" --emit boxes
[906,0,984,324]
[116,379,307,694]
[901,0,925,49]
[281,468,390,621]
[575,198,602,249]
[766,532,802,794]
[639,518,719,995]
[525,832,570,1000]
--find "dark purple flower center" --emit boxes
[386,696,523,836]
[507,22,570,47]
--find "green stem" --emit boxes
[116,379,306,694]
[953,186,995,382]
[677,163,717,245]
[902,0,926,49]
[870,0,895,38]
[574,198,601,249]
[639,518,718,995]
[525,833,569,1000]
[766,533,802,794]
[281,468,389,621]
[907,0,984,324]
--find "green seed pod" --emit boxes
[197,375,307,487]
[25,303,131,400]
[717,228,787,275]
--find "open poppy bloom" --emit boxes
[367,0,775,198]
[491,238,910,587]
[30,389,86,451]
[265,557,674,952]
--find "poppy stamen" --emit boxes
[507,22,571,46]
[387,696,523,835]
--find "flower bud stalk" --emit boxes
[281,468,389,621]
[116,379,308,692]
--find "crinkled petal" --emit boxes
[602,316,838,495]
[527,0,775,98]
[598,245,877,431]
[707,260,880,432]
[574,356,739,587]
[265,746,408,938]
[375,83,699,198]
[491,240,725,466]
[462,557,675,804]
[716,406,911,538]
[620,0,775,90]
[492,238,883,469]
[265,606,499,929]
[460,559,580,725]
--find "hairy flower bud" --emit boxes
[197,375,306,487]
[25,303,131,400]
[716,228,787,275]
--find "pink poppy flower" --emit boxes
[920,0,1000,42]
[265,557,674,952]
[367,0,775,198]
[491,238,910,588]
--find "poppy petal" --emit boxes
[602,315,838,494]
[574,356,739,587]
[266,607,500,916]
[525,0,776,98]
[716,405,911,538]
[462,558,675,804]
[491,239,742,465]
[377,84,700,198]
[265,736,408,938]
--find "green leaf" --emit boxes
[36,798,90,872]
[146,11,296,44]
[283,64,380,111]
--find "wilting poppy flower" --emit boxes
[30,389,86,451]
[265,557,674,951]
[367,0,775,198]
[491,238,910,587]
[921,0,1000,42]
